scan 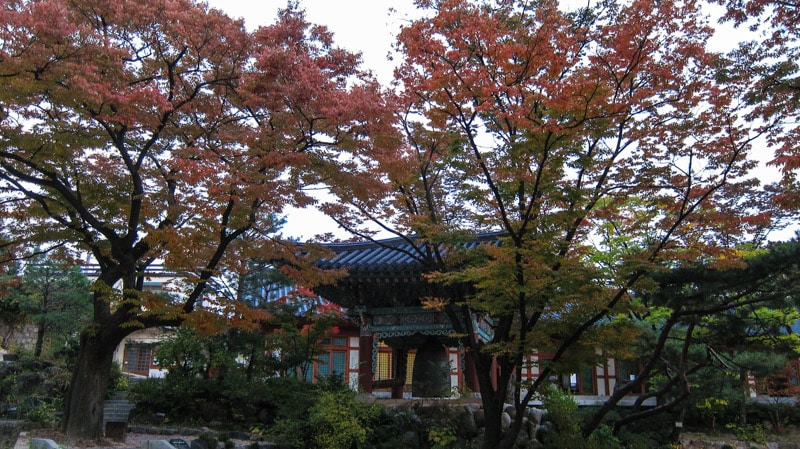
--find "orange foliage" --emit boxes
[0,0,386,437]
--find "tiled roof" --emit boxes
[316,232,502,276]
[316,236,425,274]
[312,232,502,309]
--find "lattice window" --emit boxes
[331,351,346,376]
[123,344,153,375]
[317,353,330,378]
[405,352,416,385]
[375,344,393,380]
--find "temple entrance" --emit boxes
[312,236,490,398]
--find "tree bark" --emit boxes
[470,351,511,449]
[34,320,46,358]
[483,394,505,449]
[61,330,120,439]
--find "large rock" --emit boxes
[28,439,59,449]
[399,430,421,449]
[501,412,512,430]
[457,408,480,439]
[504,404,517,419]
[141,440,178,449]
[472,407,486,428]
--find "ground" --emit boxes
[12,426,800,449]
[13,428,255,449]
[679,430,800,449]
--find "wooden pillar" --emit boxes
[391,346,408,399]
[358,331,374,393]
[490,357,499,391]
[464,349,481,394]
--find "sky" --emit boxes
[205,0,420,85]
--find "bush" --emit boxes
[364,404,423,449]
[21,396,59,425]
[259,378,320,447]
[537,387,625,449]
[307,389,380,449]
[614,409,680,448]
[747,400,800,432]
[725,422,768,444]
[539,386,584,449]
[107,362,128,396]
[427,424,457,449]
[0,355,65,424]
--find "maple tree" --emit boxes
[716,0,800,212]
[313,0,794,447]
[0,0,388,438]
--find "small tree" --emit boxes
[758,364,800,432]
[584,241,800,435]
[13,253,92,358]
[264,294,343,380]
[0,261,22,349]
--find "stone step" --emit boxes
[104,393,134,424]
[105,400,133,406]
[108,390,129,401]
[105,404,134,412]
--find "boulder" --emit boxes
[457,408,480,439]
[29,439,59,449]
[501,412,512,430]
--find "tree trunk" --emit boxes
[471,352,508,449]
[61,330,119,439]
[482,395,505,449]
[34,320,46,358]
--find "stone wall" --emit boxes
[0,323,37,353]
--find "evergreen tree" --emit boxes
[14,254,92,358]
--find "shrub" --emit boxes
[538,387,625,449]
[0,355,65,425]
[427,424,457,449]
[128,374,207,423]
[307,389,380,449]
[197,431,219,449]
[106,362,128,396]
[725,423,767,444]
[614,409,680,449]
[695,397,729,432]
[364,404,423,449]
[22,396,59,425]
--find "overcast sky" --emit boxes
[205,0,420,85]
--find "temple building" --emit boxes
[81,235,796,405]
[311,235,654,405]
